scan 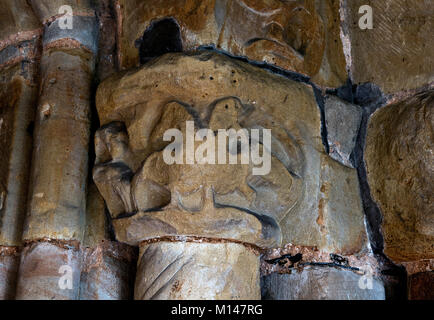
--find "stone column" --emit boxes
[365,91,434,300]
[16,0,98,300]
[79,183,137,300]
[77,1,138,300]
[135,241,260,300]
[0,0,42,299]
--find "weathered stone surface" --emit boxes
[0,0,40,248]
[42,16,99,54]
[95,51,366,254]
[29,0,95,23]
[116,0,347,87]
[81,184,138,300]
[0,0,41,45]
[0,65,37,246]
[261,267,385,300]
[261,242,379,275]
[15,242,81,300]
[310,0,348,88]
[79,241,137,300]
[324,95,362,168]
[0,38,41,70]
[343,0,434,94]
[408,272,434,300]
[365,91,434,262]
[135,241,260,300]
[23,50,94,242]
[95,0,119,82]
[313,154,366,254]
[83,182,110,247]
[0,247,20,300]
[0,0,431,300]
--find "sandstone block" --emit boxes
[343,0,434,94]
[95,52,366,254]
[365,91,434,262]
[324,95,363,168]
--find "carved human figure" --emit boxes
[94,97,303,247]
[93,51,366,299]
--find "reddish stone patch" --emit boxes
[408,272,434,300]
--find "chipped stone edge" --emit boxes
[0,245,21,257]
[261,243,380,277]
[139,236,263,256]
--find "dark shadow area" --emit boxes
[137,18,183,64]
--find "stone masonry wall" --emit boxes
[0,0,432,300]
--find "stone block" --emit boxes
[261,266,386,300]
[95,52,366,254]
[324,95,363,168]
[343,0,434,94]
[365,91,434,262]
